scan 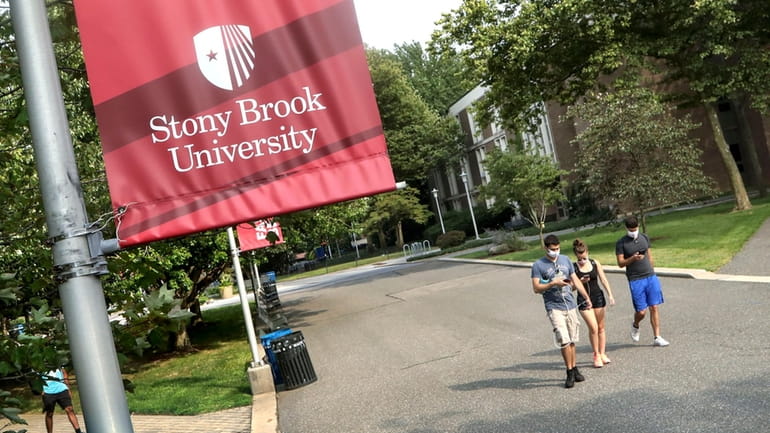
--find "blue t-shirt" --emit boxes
[42,369,68,394]
[531,255,578,311]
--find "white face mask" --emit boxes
[627,230,639,239]
[546,248,560,258]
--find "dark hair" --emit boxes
[573,238,587,254]
[544,234,560,247]
[624,216,639,229]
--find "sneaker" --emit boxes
[593,353,603,368]
[601,353,612,364]
[653,336,670,347]
[572,367,585,382]
[630,324,640,342]
[565,369,575,388]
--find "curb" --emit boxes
[438,257,770,284]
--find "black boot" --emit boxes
[565,368,575,388]
[572,366,585,382]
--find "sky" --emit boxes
[352,0,464,50]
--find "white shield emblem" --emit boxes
[193,25,256,91]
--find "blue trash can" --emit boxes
[260,328,292,383]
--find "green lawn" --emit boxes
[463,198,770,271]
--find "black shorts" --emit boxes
[42,390,72,413]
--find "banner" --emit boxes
[73,0,395,246]
[236,220,285,252]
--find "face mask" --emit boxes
[546,248,560,258]
[627,230,639,239]
[577,258,588,265]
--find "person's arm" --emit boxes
[531,276,570,294]
[570,273,592,309]
[646,247,655,268]
[62,368,70,387]
[616,251,644,268]
[594,260,615,306]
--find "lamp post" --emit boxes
[431,188,446,234]
[459,171,480,240]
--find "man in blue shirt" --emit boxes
[41,367,83,433]
[531,234,593,388]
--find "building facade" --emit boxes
[431,84,770,229]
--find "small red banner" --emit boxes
[73,0,395,246]
[236,220,285,252]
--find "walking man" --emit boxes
[41,367,84,433]
[615,216,670,347]
[531,234,593,388]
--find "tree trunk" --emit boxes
[732,96,766,198]
[174,326,192,351]
[705,104,752,211]
[396,221,404,248]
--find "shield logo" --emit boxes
[193,25,256,91]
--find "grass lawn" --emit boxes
[462,198,770,271]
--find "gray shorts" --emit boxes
[547,308,580,347]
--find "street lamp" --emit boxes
[459,170,480,240]
[431,188,446,234]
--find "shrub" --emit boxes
[489,229,528,252]
[436,230,466,249]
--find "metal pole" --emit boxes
[431,188,446,234]
[460,171,480,240]
[227,227,262,366]
[10,2,134,432]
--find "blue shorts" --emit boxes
[629,275,664,312]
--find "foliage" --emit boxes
[367,48,465,187]
[432,0,770,211]
[362,187,431,248]
[567,85,717,230]
[480,148,568,245]
[390,41,475,114]
[436,230,467,249]
[489,229,528,252]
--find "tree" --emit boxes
[362,187,430,248]
[480,148,568,246]
[366,48,465,189]
[566,85,717,231]
[390,41,475,114]
[433,0,770,211]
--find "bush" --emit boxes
[489,230,528,252]
[436,230,466,249]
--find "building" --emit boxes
[431,84,770,230]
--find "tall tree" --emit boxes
[367,48,465,189]
[567,85,717,231]
[480,148,568,246]
[433,0,770,211]
[390,41,475,114]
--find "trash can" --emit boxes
[270,330,317,390]
[260,328,293,383]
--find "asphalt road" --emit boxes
[275,260,770,433]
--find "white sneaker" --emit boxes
[630,325,640,342]
[653,336,670,347]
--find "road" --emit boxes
[275,259,770,433]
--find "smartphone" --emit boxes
[637,249,647,255]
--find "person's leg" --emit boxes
[594,307,610,362]
[580,309,601,367]
[649,305,661,337]
[64,405,81,431]
[45,411,54,433]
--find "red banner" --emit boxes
[73,0,395,246]
[236,220,285,252]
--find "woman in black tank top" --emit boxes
[573,239,616,368]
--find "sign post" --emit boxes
[10,1,134,432]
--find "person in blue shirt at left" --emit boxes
[41,367,84,433]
